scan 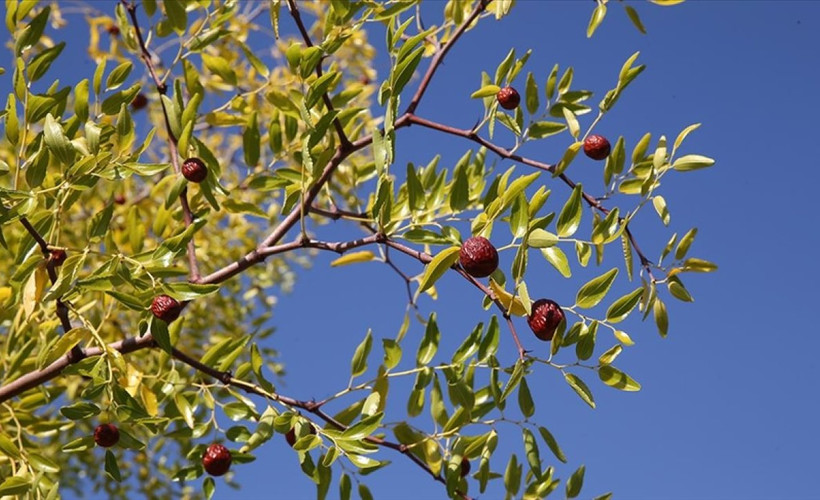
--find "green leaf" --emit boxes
[416,314,440,366]
[598,344,623,366]
[381,338,402,369]
[653,195,671,226]
[528,121,566,139]
[673,123,701,152]
[538,426,567,463]
[60,402,101,420]
[0,477,30,496]
[202,53,237,85]
[43,113,75,165]
[590,207,622,244]
[605,287,643,323]
[575,268,618,309]
[0,434,21,459]
[350,329,373,378]
[675,228,697,260]
[598,365,641,391]
[470,84,500,99]
[564,373,595,408]
[673,154,715,171]
[541,247,571,278]
[525,72,539,114]
[165,282,219,301]
[586,3,607,37]
[624,5,647,34]
[451,323,482,364]
[106,61,133,91]
[517,378,534,418]
[654,298,669,337]
[164,0,188,34]
[527,229,558,248]
[668,278,694,302]
[682,257,718,273]
[243,111,260,167]
[556,184,583,237]
[503,454,521,496]
[566,465,585,498]
[417,246,460,294]
[39,327,87,368]
[175,394,194,429]
[150,317,172,354]
[500,360,524,403]
[105,449,122,482]
[28,42,65,82]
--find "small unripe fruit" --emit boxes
[527,299,565,341]
[94,423,120,448]
[181,157,208,183]
[286,424,317,447]
[496,87,520,110]
[150,295,182,323]
[50,249,67,267]
[583,134,611,161]
[459,236,499,278]
[202,443,232,477]
[460,457,471,477]
[130,93,148,111]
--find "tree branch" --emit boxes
[285,0,351,149]
[122,0,201,282]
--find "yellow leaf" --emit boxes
[488,279,528,317]
[649,0,685,5]
[23,265,48,317]
[330,251,375,267]
[0,287,12,304]
[141,384,158,417]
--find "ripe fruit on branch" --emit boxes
[459,236,499,278]
[496,86,521,110]
[94,423,119,448]
[50,249,67,267]
[181,157,208,183]
[130,93,148,111]
[150,295,182,323]
[460,457,471,477]
[106,24,120,37]
[286,424,317,447]
[527,298,565,341]
[202,443,232,477]
[114,194,127,205]
[583,134,611,160]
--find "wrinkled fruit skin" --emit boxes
[496,86,521,110]
[527,299,565,341]
[461,457,471,477]
[583,134,611,160]
[130,93,148,111]
[459,236,499,278]
[50,249,67,267]
[182,157,208,183]
[150,295,182,323]
[94,424,120,448]
[202,443,232,477]
[286,425,316,448]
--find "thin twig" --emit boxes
[122,0,201,281]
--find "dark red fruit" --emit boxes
[460,457,471,477]
[459,236,499,278]
[285,424,316,447]
[50,249,67,267]
[527,299,565,341]
[94,423,120,448]
[583,134,611,161]
[114,194,127,205]
[202,443,232,477]
[181,157,208,183]
[107,24,120,36]
[150,295,182,323]
[496,86,520,110]
[130,93,148,111]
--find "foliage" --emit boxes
[0,0,715,498]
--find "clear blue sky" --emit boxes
[12,1,820,499]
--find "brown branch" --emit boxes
[382,239,528,360]
[285,0,351,149]
[17,217,84,362]
[122,0,201,282]
[405,0,491,115]
[167,345,470,499]
[403,113,657,277]
[0,334,156,404]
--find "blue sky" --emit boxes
[8,1,820,499]
[261,2,820,499]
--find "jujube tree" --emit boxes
[0,0,715,498]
